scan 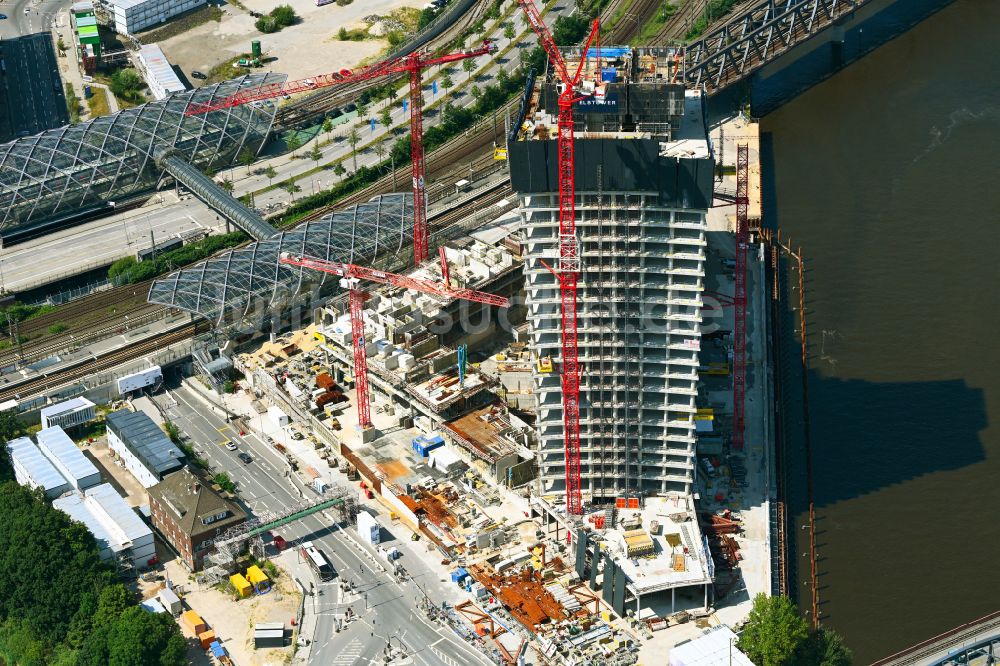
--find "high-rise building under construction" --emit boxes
[509,47,714,503]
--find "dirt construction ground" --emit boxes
[165,557,302,666]
[159,0,428,85]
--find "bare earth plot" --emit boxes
[160,0,428,84]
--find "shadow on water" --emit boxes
[802,372,987,509]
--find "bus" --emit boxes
[300,541,335,581]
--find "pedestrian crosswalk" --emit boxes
[331,638,364,665]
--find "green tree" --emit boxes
[109,68,144,103]
[239,147,256,173]
[470,84,481,100]
[108,255,138,282]
[286,133,302,155]
[799,627,853,666]
[738,594,810,666]
[256,15,280,32]
[379,106,392,128]
[440,69,454,97]
[338,26,349,40]
[213,472,236,493]
[263,164,277,186]
[417,6,436,30]
[503,21,515,40]
[347,126,360,171]
[322,117,333,136]
[163,420,182,444]
[92,584,133,632]
[0,483,114,641]
[462,57,477,80]
[333,162,346,177]
[105,606,186,666]
[269,3,296,26]
[373,137,387,164]
[0,409,27,442]
[220,178,235,193]
[309,143,323,169]
[282,181,302,202]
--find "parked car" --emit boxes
[225,441,238,451]
[238,452,253,464]
[0,14,8,20]
[191,70,207,80]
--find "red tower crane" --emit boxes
[732,144,749,451]
[516,0,601,515]
[186,41,498,265]
[279,253,509,429]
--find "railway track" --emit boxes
[648,0,756,46]
[603,0,662,44]
[0,304,169,369]
[0,323,199,403]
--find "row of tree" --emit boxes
[0,414,186,665]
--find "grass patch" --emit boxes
[604,0,634,31]
[204,57,247,86]
[386,7,421,32]
[136,4,223,43]
[64,83,81,123]
[637,0,679,42]
[337,26,369,41]
[47,323,67,335]
[686,0,739,40]
[86,87,111,117]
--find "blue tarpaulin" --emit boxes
[585,46,631,58]
[209,641,225,658]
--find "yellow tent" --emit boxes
[229,573,252,598]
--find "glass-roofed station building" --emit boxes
[0,73,284,241]
[147,194,414,329]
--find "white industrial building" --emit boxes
[40,397,97,430]
[53,483,156,570]
[109,0,206,35]
[6,436,71,498]
[510,47,713,501]
[106,409,185,488]
[136,44,186,100]
[35,426,102,490]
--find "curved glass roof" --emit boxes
[148,193,414,326]
[0,72,285,235]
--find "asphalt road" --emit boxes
[155,383,491,666]
[0,193,227,293]
[0,0,68,39]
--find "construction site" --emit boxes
[188,37,779,666]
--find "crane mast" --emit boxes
[515,0,600,515]
[732,144,749,451]
[185,41,497,266]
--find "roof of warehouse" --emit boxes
[138,44,186,96]
[110,0,162,10]
[36,426,100,483]
[668,626,754,666]
[40,397,96,418]
[53,483,152,553]
[105,410,185,476]
[6,436,68,492]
